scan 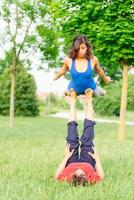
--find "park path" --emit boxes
[51,112,134,126]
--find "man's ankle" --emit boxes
[70,98,77,105]
[86,98,93,106]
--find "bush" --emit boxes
[39,93,84,114]
[127,75,134,111]
[93,75,134,116]
[0,65,39,116]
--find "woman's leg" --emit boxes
[80,89,96,168]
[66,89,79,166]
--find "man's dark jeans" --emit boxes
[66,118,96,169]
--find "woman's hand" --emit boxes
[105,76,111,84]
[64,143,74,160]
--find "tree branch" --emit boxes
[7,14,16,48]
[14,4,19,40]
[16,0,36,59]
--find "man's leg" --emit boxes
[80,89,96,168]
[66,90,79,166]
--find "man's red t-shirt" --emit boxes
[57,162,101,184]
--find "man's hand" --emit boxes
[64,143,74,160]
[88,146,99,160]
[55,143,74,179]
[104,76,111,84]
[88,146,104,179]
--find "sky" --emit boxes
[29,68,69,94]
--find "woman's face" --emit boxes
[77,43,87,58]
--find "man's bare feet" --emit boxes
[69,89,77,98]
[85,88,93,99]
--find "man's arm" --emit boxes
[55,156,69,180]
[93,56,111,84]
[94,151,104,179]
[88,146,104,179]
[55,144,74,180]
[53,57,69,81]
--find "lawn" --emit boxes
[0,116,134,200]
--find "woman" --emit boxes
[53,34,111,97]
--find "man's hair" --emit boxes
[71,174,88,187]
[68,35,92,60]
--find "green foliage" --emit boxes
[127,75,134,111]
[0,116,134,199]
[39,93,84,114]
[46,94,69,109]
[60,0,134,79]
[0,65,39,116]
[0,50,15,74]
[1,0,60,72]
[93,75,134,116]
[36,0,62,68]
[37,24,59,68]
[38,94,69,114]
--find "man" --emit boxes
[55,89,104,186]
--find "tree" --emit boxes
[0,65,39,117]
[58,0,134,140]
[36,0,61,68]
[93,75,134,116]
[0,0,60,127]
[0,0,38,127]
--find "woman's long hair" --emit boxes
[68,35,92,60]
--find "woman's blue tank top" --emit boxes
[67,59,96,95]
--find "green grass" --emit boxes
[0,116,134,200]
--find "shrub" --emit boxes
[93,75,134,116]
[0,65,39,116]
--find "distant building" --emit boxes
[36,92,49,100]
[129,67,134,75]
[29,68,69,100]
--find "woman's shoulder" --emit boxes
[91,55,98,62]
[64,56,72,69]
[64,56,72,62]
[91,55,99,67]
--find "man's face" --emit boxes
[75,169,86,176]
[77,43,87,58]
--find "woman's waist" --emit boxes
[70,81,96,90]
[71,78,96,85]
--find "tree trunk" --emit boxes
[118,64,128,141]
[9,58,16,128]
[45,94,51,114]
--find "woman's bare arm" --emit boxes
[93,56,111,84]
[53,57,70,81]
